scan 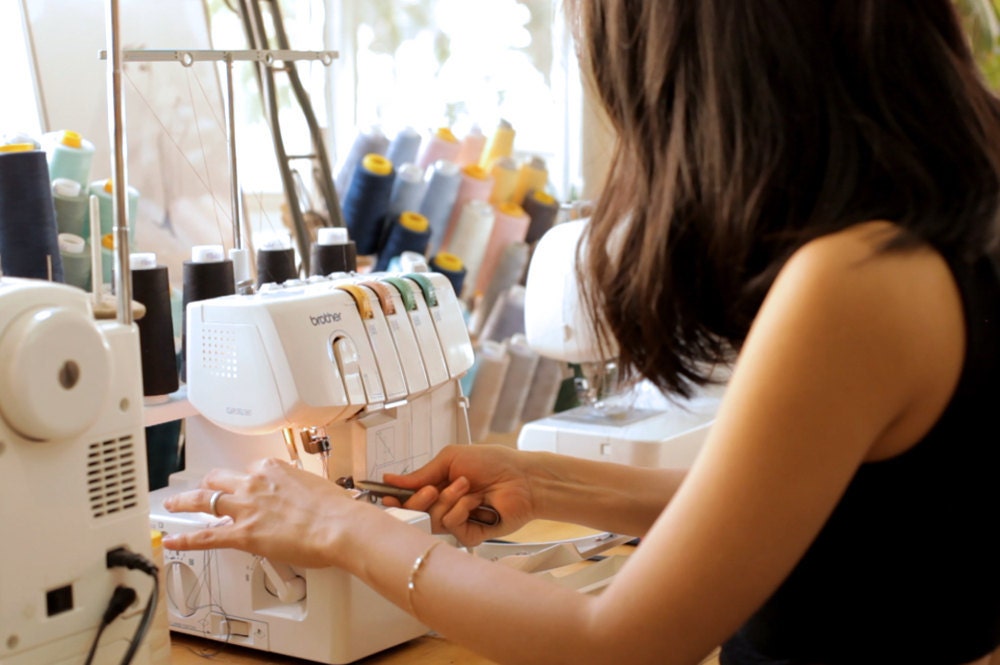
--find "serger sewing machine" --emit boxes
[0,278,154,665]
[148,270,474,664]
[517,219,725,468]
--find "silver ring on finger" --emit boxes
[209,489,227,517]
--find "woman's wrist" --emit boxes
[521,450,571,521]
[322,497,395,571]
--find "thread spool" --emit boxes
[0,148,64,281]
[479,119,516,170]
[336,126,388,197]
[1,134,39,150]
[386,126,422,167]
[479,284,528,343]
[466,340,511,443]
[511,156,549,206]
[181,245,235,382]
[256,238,298,286]
[131,252,179,400]
[489,156,518,206]
[520,357,571,423]
[445,199,495,300]
[87,178,138,245]
[417,127,461,170]
[474,202,530,296]
[59,233,91,290]
[418,159,462,255]
[387,163,426,220]
[52,178,89,238]
[459,348,481,398]
[380,162,427,251]
[45,130,96,189]
[343,153,395,256]
[440,164,494,253]
[522,189,560,245]
[375,211,431,272]
[429,252,467,298]
[473,241,530,335]
[455,124,487,168]
[489,333,539,434]
[230,247,253,294]
[388,250,430,273]
[310,226,358,276]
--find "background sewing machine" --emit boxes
[517,219,725,468]
[148,270,474,664]
[0,278,155,665]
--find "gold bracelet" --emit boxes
[406,540,443,618]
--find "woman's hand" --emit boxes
[161,458,373,568]
[382,444,537,546]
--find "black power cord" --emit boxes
[83,585,137,665]
[83,548,160,665]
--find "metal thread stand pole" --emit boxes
[225,53,242,252]
[98,48,337,278]
[105,0,132,325]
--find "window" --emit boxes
[0,1,42,138]
[328,0,577,199]
[204,0,582,205]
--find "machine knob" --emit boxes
[258,558,307,603]
[0,306,111,441]
[165,560,202,617]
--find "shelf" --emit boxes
[143,385,197,427]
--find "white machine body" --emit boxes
[517,384,724,468]
[520,219,725,467]
[151,270,474,664]
[0,278,153,665]
[521,219,616,364]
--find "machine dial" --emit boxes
[0,306,111,440]
[165,560,202,617]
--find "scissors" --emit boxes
[335,476,502,527]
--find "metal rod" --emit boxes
[225,53,242,251]
[89,194,103,308]
[245,0,312,273]
[105,0,132,325]
[98,49,338,64]
[266,3,344,229]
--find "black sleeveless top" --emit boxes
[721,253,1000,665]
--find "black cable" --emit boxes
[83,585,137,665]
[118,579,158,665]
[106,548,160,665]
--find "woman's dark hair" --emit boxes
[566,0,1000,396]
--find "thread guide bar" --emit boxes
[98,49,339,65]
[95,47,337,260]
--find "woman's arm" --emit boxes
[165,222,965,665]
[385,444,687,542]
[530,450,688,535]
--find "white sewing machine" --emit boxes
[148,270,474,664]
[517,220,724,468]
[0,278,154,665]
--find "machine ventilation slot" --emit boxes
[87,436,140,519]
[200,326,239,379]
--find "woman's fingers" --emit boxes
[200,467,248,493]
[441,493,494,542]
[381,484,440,511]
[162,488,227,516]
[162,520,236,551]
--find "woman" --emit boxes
[164,2,1000,663]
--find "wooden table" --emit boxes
[167,520,725,665]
